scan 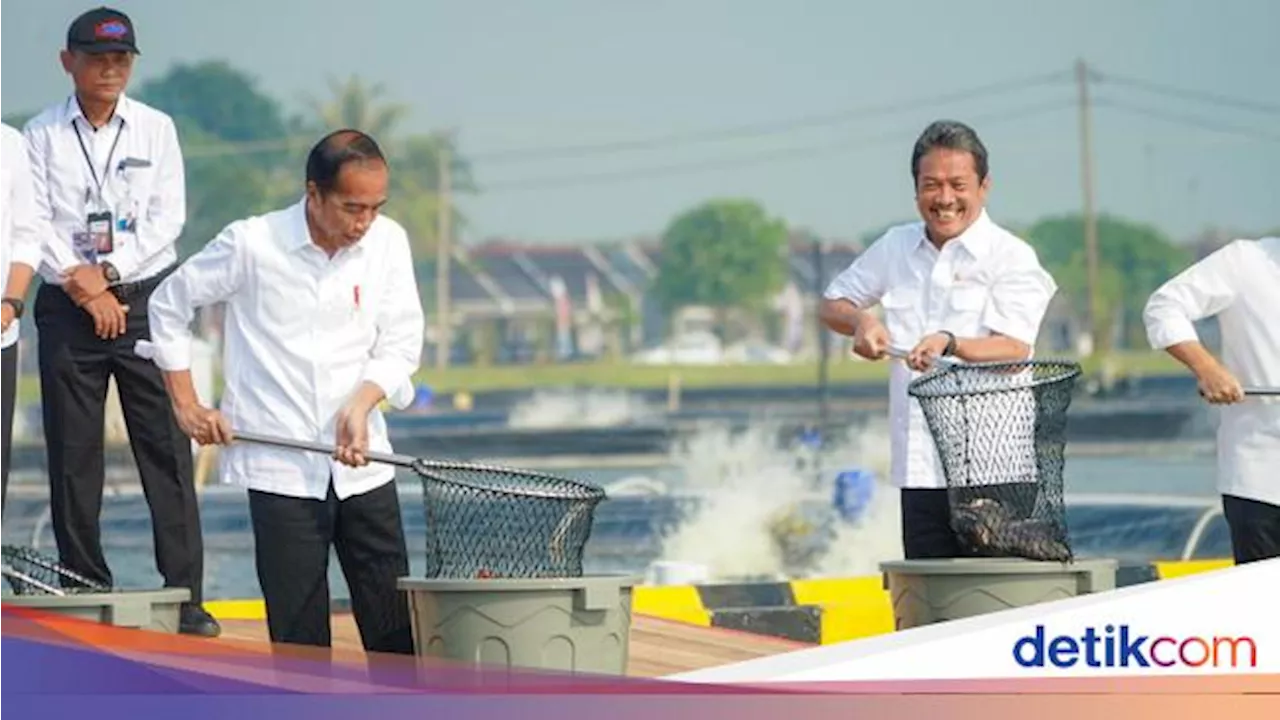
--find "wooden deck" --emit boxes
[216,612,809,677]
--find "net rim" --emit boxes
[907,359,1083,399]
[413,459,608,502]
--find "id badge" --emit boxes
[88,210,115,255]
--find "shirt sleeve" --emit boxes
[21,124,83,275]
[823,231,894,308]
[5,129,46,271]
[980,247,1059,346]
[1142,241,1240,350]
[111,115,186,279]
[360,228,425,409]
[137,221,244,371]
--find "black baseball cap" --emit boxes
[66,7,140,54]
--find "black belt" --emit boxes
[108,265,177,302]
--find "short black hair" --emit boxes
[911,120,989,184]
[305,129,387,194]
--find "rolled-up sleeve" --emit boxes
[823,231,893,308]
[360,228,424,409]
[1143,242,1239,350]
[981,249,1058,346]
[5,127,46,271]
[140,221,244,371]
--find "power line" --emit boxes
[475,98,1076,193]
[1094,71,1280,116]
[177,69,1070,163]
[1094,97,1280,144]
[467,70,1072,163]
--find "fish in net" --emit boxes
[906,357,1083,562]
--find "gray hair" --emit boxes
[911,120,989,184]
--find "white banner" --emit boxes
[670,558,1280,682]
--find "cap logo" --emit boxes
[94,20,129,39]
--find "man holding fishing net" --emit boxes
[138,129,425,654]
[1143,236,1280,565]
[819,120,1059,560]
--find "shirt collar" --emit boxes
[916,208,995,259]
[64,93,132,127]
[288,196,367,256]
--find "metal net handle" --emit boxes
[886,347,965,369]
[234,431,605,500]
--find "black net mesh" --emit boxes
[907,360,1083,562]
[2,545,111,596]
[416,460,607,579]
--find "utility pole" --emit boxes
[1076,59,1102,356]
[812,238,829,490]
[435,129,454,370]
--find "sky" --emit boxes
[2,0,1278,247]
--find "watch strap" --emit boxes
[2,297,25,319]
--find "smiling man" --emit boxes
[141,129,425,654]
[819,119,1059,559]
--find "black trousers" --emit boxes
[34,277,204,602]
[2,342,16,514]
[248,480,414,655]
[1222,494,1280,564]
[901,488,961,559]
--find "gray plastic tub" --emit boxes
[880,557,1118,630]
[2,588,191,633]
[397,575,635,675]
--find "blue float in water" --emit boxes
[833,468,876,522]
[412,384,434,409]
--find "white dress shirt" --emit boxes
[1,123,46,349]
[22,94,185,284]
[824,210,1058,490]
[1143,238,1280,508]
[140,198,426,501]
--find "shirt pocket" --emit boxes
[880,287,920,345]
[944,284,989,335]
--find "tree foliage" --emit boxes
[653,199,789,315]
[1025,214,1192,350]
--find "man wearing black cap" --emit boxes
[20,7,218,637]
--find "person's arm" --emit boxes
[359,229,426,410]
[819,233,891,336]
[334,229,425,466]
[141,220,245,441]
[1142,242,1242,403]
[107,115,186,279]
[5,129,44,289]
[959,249,1058,362]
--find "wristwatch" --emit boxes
[101,261,120,284]
[938,330,957,356]
[1,297,24,319]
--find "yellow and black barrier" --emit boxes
[204,559,1233,645]
[626,559,1234,646]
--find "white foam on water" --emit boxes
[653,419,904,581]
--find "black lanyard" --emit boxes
[72,120,124,201]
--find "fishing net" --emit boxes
[908,359,1083,562]
[415,460,608,579]
[2,545,111,596]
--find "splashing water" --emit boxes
[655,419,903,581]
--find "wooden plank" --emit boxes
[215,613,808,677]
